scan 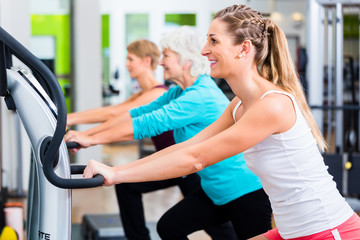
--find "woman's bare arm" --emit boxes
[83,112,132,136]
[67,104,124,126]
[67,87,166,126]
[65,117,134,150]
[83,94,295,186]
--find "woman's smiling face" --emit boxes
[126,52,147,79]
[159,48,184,86]
[201,19,240,79]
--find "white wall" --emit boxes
[0,0,31,193]
[30,0,70,14]
[71,0,103,164]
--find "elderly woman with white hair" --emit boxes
[66,26,272,240]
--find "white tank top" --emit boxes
[233,90,353,238]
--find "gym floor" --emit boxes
[71,141,211,240]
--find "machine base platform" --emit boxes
[81,214,127,240]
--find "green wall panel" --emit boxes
[31,14,71,111]
[31,15,70,75]
[165,14,196,26]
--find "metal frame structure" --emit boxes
[307,0,360,153]
[307,0,360,199]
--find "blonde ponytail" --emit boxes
[214,5,328,151]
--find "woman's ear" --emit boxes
[240,40,252,56]
[144,56,152,67]
[183,60,193,70]
[237,40,252,59]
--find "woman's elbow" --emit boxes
[185,147,207,172]
[193,162,205,171]
[108,109,118,119]
[190,154,206,172]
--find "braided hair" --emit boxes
[214,5,327,151]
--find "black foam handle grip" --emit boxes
[66,141,80,149]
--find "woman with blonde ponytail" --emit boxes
[82,5,360,239]
[206,4,358,240]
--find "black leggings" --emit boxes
[115,173,237,240]
[157,188,272,240]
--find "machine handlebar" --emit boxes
[41,137,104,189]
[43,160,104,189]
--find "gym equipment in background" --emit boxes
[0,26,104,240]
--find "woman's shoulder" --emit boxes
[152,84,168,90]
[224,96,239,112]
[142,84,168,95]
[255,92,296,133]
[254,93,291,118]
[128,85,169,105]
[259,91,294,112]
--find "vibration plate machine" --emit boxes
[0,26,104,240]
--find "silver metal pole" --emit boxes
[343,153,348,196]
[335,2,344,153]
[327,8,334,149]
[307,0,325,136]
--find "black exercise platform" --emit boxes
[82,214,127,240]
